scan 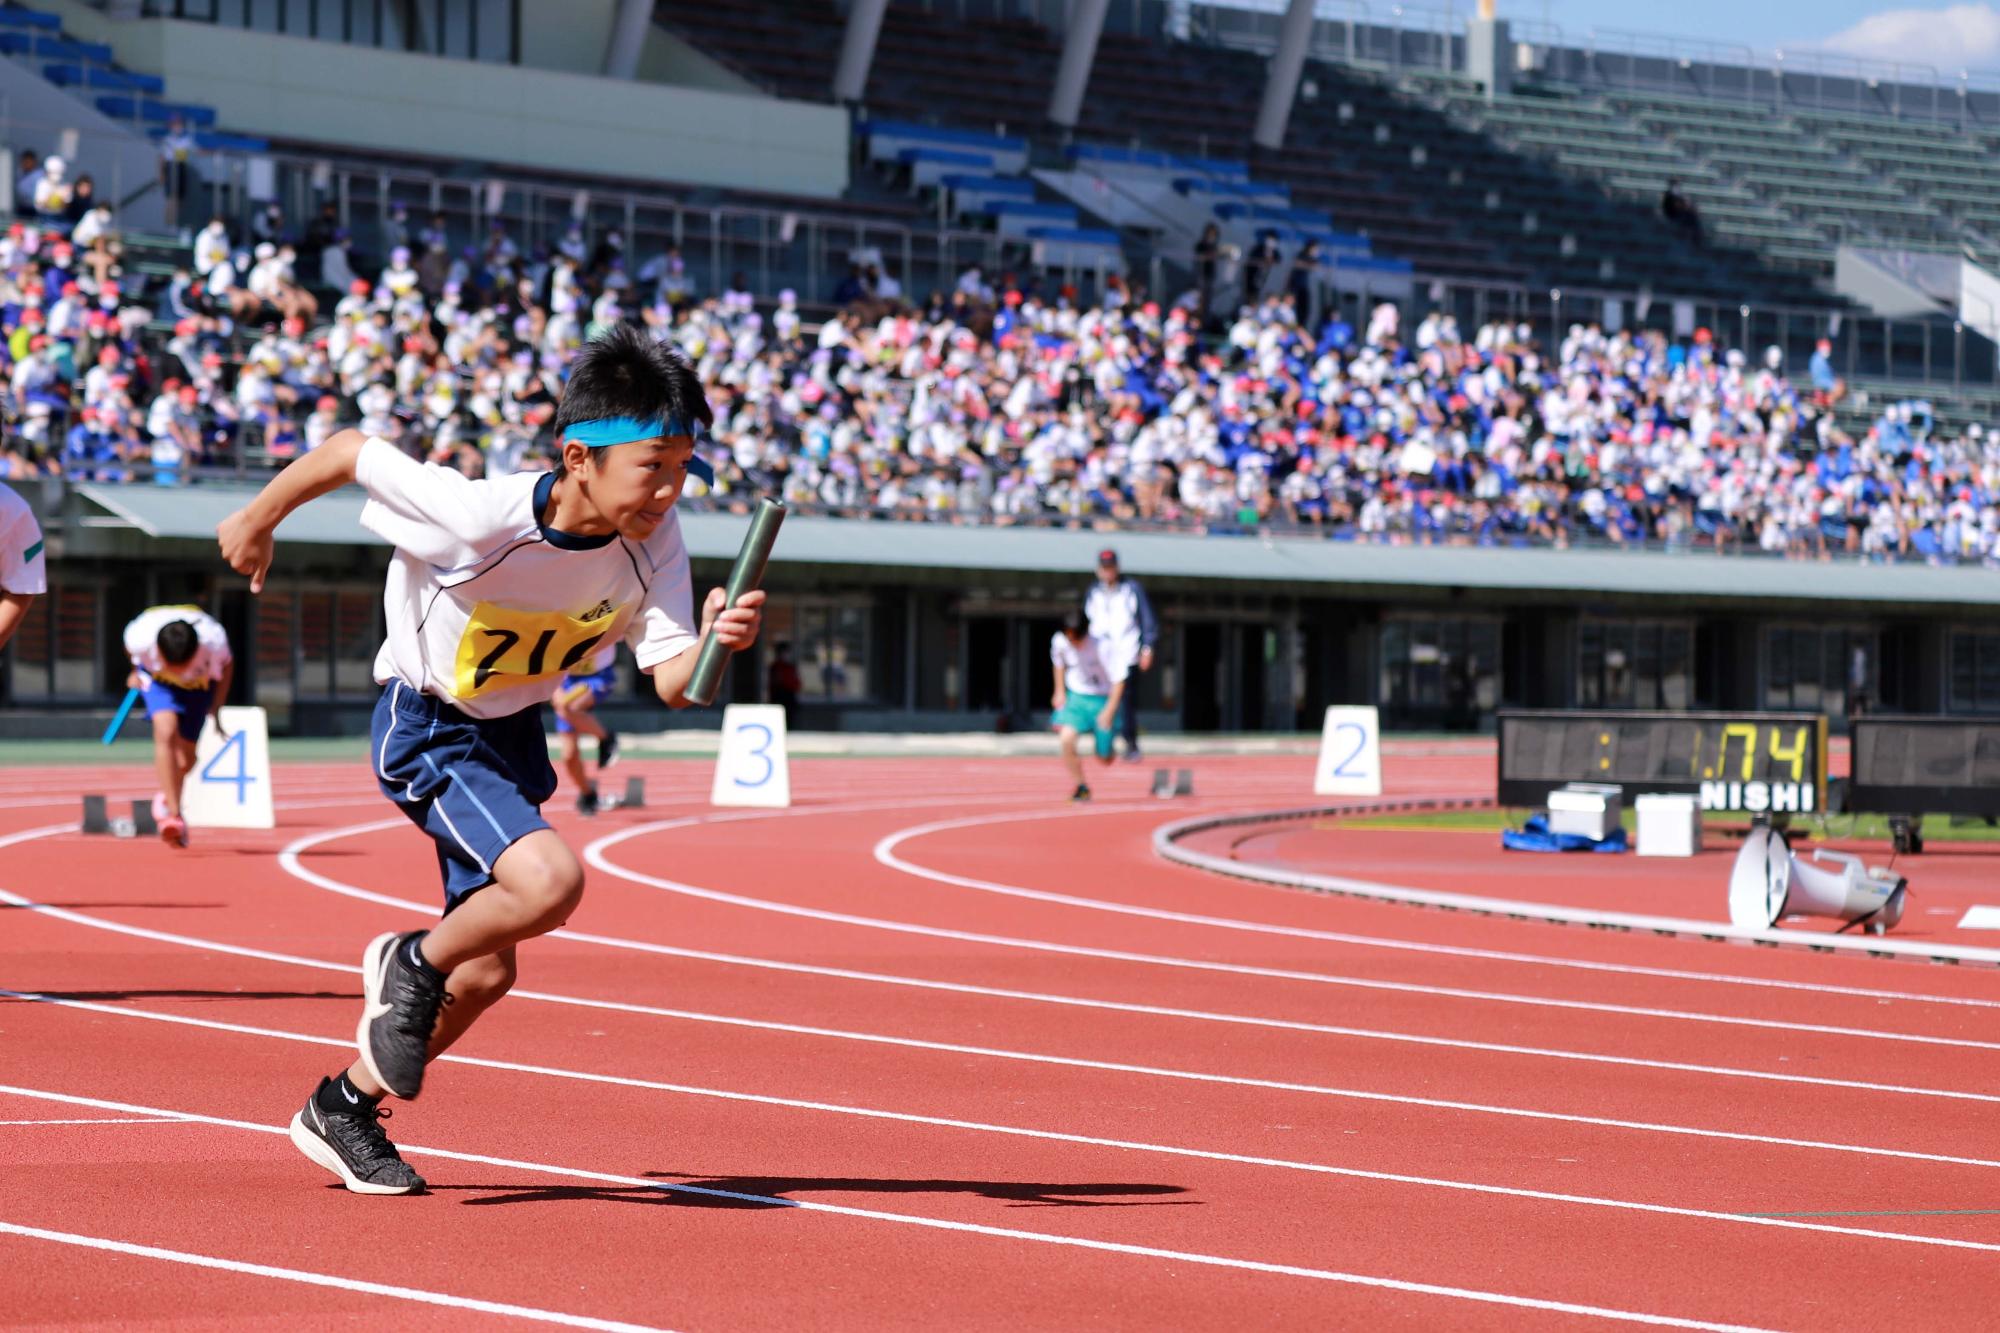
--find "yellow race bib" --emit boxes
[451,600,623,701]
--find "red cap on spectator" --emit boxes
[350,279,369,294]
[29,334,47,348]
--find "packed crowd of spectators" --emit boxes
[0,193,1996,567]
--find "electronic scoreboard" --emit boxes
[1497,710,1828,813]
[1848,716,2000,817]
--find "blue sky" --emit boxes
[1499,2,2000,68]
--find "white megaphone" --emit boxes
[1728,824,1907,934]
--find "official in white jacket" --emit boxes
[1083,548,1158,760]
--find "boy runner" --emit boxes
[121,603,233,848]
[1049,607,1125,802]
[552,655,620,814]
[217,328,761,1194]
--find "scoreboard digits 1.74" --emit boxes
[1497,711,1827,813]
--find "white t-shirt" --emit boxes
[0,482,46,595]
[124,604,231,687]
[356,437,697,719]
[1050,630,1122,696]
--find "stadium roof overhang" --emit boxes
[63,482,2000,613]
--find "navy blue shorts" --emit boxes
[140,675,210,743]
[552,667,616,735]
[371,680,557,906]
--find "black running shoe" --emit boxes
[356,931,448,1100]
[576,786,600,816]
[289,1079,426,1195]
[598,730,619,771]
[1070,784,1092,803]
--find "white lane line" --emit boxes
[875,809,2000,1011]
[584,818,2000,1055]
[0,1220,674,1332]
[0,1084,1776,1333]
[0,1117,186,1126]
[12,990,2000,1264]
[13,875,2000,1168]
[9,819,1999,1108]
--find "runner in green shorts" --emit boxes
[1049,607,1127,802]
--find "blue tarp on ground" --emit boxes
[1501,814,1629,854]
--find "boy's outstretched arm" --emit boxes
[216,429,370,593]
[650,588,765,708]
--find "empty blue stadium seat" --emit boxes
[0,32,30,54]
[85,66,165,95]
[139,100,216,126]
[861,120,1026,155]
[985,201,1077,221]
[39,61,78,86]
[939,173,1034,198]
[0,8,62,30]
[1023,225,1121,245]
[34,35,112,64]
[196,131,268,152]
[1171,155,1251,181]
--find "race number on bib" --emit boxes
[452,600,625,700]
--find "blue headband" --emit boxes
[565,415,714,485]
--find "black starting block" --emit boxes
[82,795,156,837]
[600,776,646,811]
[1150,769,1195,799]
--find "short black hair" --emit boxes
[1061,608,1087,637]
[157,620,198,667]
[553,325,710,474]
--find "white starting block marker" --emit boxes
[1959,905,2000,930]
[1314,705,1382,797]
[180,705,275,830]
[711,703,790,808]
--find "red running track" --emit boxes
[2,751,1999,1330]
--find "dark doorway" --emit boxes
[1236,624,1268,732]
[964,618,1010,714]
[1182,622,1223,730]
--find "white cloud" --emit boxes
[1817,3,2000,70]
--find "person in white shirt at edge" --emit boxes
[1084,547,1158,761]
[217,327,762,1198]
[1050,607,1126,802]
[121,603,234,850]
[0,478,46,652]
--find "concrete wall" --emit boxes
[35,1,839,196]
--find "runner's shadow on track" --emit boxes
[438,1175,1193,1210]
[5,989,361,1002]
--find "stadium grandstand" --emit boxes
[1,0,1998,737]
